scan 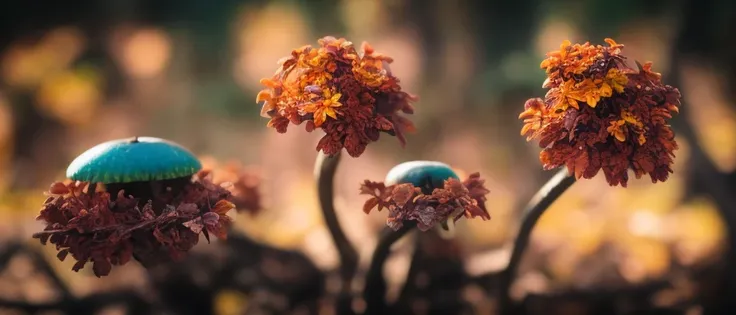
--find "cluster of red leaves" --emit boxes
[256,36,416,157]
[519,39,681,187]
[360,173,491,231]
[33,171,237,277]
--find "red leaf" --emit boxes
[375,116,394,131]
[202,212,220,226]
[363,198,379,214]
[72,260,86,272]
[206,224,228,241]
[49,182,70,195]
[183,218,204,234]
[57,249,69,261]
[93,259,112,277]
[573,151,589,179]
[177,203,199,217]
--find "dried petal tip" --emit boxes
[520,39,681,187]
[361,161,490,231]
[256,36,416,157]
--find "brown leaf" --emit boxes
[49,182,70,195]
[363,198,380,214]
[212,200,235,215]
[57,249,69,261]
[177,203,199,217]
[183,218,204,234]
[391,184,415,207]
[93,259,112,277]
[72,260,86,272]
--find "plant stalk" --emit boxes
[314,151,359,313]
[498,168,576,314]
[363,222,416,315]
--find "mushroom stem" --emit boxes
[498,168,576,314]
[363,222,416,314]
[314,151,359,313]
[86,182,97,197]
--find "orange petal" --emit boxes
[260,102,275,118]
[520,123,534,136]
[213,200,235,215]
[518,108,537,119]
[362,41,374,55]
[542,77,553,88]
[604,38,619,47]
[255,90,271,103]
[259,78,280,89]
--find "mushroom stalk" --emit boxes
[498,168,576,314]
[363,222,416,315]
[314,151,359,312]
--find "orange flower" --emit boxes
[256,36,416,157]
[302,88,342,127]
[520,39,681,187]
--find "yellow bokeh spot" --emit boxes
[119,28,172,78]
[680,63,736,172]
[618,237,670,283]
[234,174,321,249]
[667,198,726,265]
[214,290,248,315]
[463,187,515,247]
[36,67,102,126]
[234,2,309,91]
[1,27,85,89]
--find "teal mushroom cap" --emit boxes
[66,137,202,184]
[384,161,459,193]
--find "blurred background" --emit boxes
[0,0,734,314]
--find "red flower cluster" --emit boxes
[520,39,681,186]
[32,170,252,277]
[360,173,491,231]
[257,36,416,157]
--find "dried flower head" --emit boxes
[520,39,681,186]
[34,173,235,277]
[257,36,416,157]
[31,138,260,277]
[360,173,491,231]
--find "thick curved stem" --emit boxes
[498,168,576,314]
[363,222,416,315]
[314,151,359,312]
[391,235,423,313]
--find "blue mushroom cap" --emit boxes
[384,161,459,192]
[66,137,202,184]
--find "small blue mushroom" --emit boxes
[384,161,459,194]
[66,137,202,184]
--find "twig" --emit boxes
[363,222,416,315]
[314,151,359,313]
[498,168,576,314]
